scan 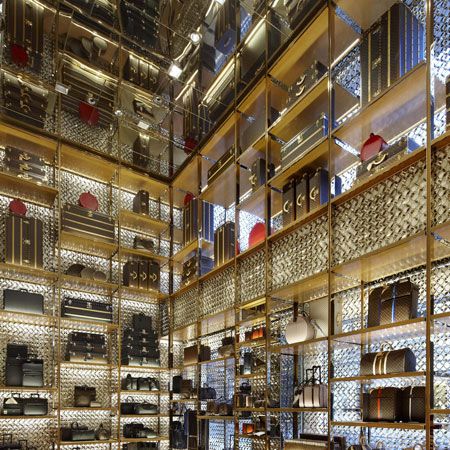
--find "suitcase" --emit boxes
[123,261,140,288]
[183,198,198,245]
[360,2,424,106]
[295,173,309,220]
[250,159,274,192]
[379,279,419,325]
[3,73,49,128]
[3,289,44,314]
[284,0,325,31]
[138,260,149,290]
[6,214,43,269]
[22,357,43,387]
[367,286,384,328]
[360,347,416,376]
[74,385,96,407]
[147,260,160,290]
[401,386,425,422]
[61,424,96,442]
[199,345,211,362]
[5,356,25,386]
[124,55,159,92]
[66,350,108,364]
[62,204,115,243]
[182,253,214,284]
[132,135,150,170]
[282,179,296,226]
[67,341,107,354]
[184,345,198,365]
[309,168,342,210]
[202,201,214,242]
[214,222,235,266]
[363,387,402,422]
[356,136,420,178]
[132,313,153,332]
[6,0,44,72]
[281,115,328,169]
[286,61,327,108]
[121,355,160,367]
[123,346,160,360]
[293,366,327,408]
[62,297,113,322]
[133,190,150,215]
[207,146,235,185]
[22,394,48,415]
[214,0,236,55]
[68,332,105,346]
[3,157,48,184]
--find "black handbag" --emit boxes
[3,289,44,314]
[22,394,48,415]
[132,313,153,332]
[74,385,96,407]
[61,423,96,441]
[120,397,138,414]
[363,387,402,422]
[22,356,43,387]
[401,386,425,422]
[138,377,159,391]
[172,375,182,393]
[96,423,110,440]
[360,345,416,376]
[199,384,217,400]
[122,374,138,391]
[135,402,158,415]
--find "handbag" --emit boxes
[171,421,187,449]
[135,402,158,415]
[22,356,43,387]
[3,289,44,315]
[181,379,193,399]
[96,423,110,440]
[293,366,327,408]
[74,386,96,407]
[360,344,416,376]
[199,384,216,400]
[61,422,96,441]
[285,312,316,344]
[78,191,99,211]
[348,436,372,450]
[363,387,402,422]
[22,394,48,415]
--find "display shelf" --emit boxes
[200,111,237,160]
[197,415,234,420]
[330,372,426,383]
[237,312,267,328]
[432,129,450,150]
[171,322,197,342]
[200,163,236,209]
[120,285,161,301]
[0,386,56,392]
[0,310,55,327]
[236,336,267,348]
[60,274,119,295]
[267,407,327,413]
[121,437,169,443]
[236,240,265,260]
[59,317,118,332]
[60,144,117,184]
[235,408,265,413]
[236,373,266,380]
[0,263,57,285]
[331,421,426,430]
[59,361,113,369]
[332,145,426,206]
[237,134,266,168]
[269,336,328,355]
[198,258,235,283]
[336,0,398,30]
[238,184,266,220]
[120,414,168,418]
[120,246,169,264]
[198,356,234,366]
[432,220,450,261]
[199,307,235,335]
[331,318,426,346]
[172,239,199,264]
[269,271,328,303]
[59,407,114,412]
[172,155,200,208]
[59,440,118,446]
[119,210,169,235]
[121,365,169,372]
[119,167,168,199]
[237,434,267,439]
[0,170,58,207]
[333,62,427,156]
[0,415,54,420]
[119,390,169,395]
[59,231,118,259]
[170,398,197,403]
[331,231,427,293]
[431,409,450,415]
[239,297,266,310]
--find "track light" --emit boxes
[168,62,183,79]
[189,32,201,45]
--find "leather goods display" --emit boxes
[285,434,345,450]
[2,72,50,128]
[124,55,159,92]
[21,356,43,387]
[293,366,327,408]
[121,318,159,367]
[183,197,198,245]
[360,345,416,376]
[65,332,108,364]
[363,387,402,422]
[61,61,115,128]
[309,168,341,211]
[123,422,157,439]
[66,264,107,281]
[96,423,110,441]
[120,399,158,415]
[285,313,316,344]
[214,0,236,55]
[214,221,235,266]
[401,386,425,423]
[284,0,325,30]
[123,259,160,291]
[283,179,296,225]
[360,2,424,106]
[121,374,159,391]
[133,190,150,215]
[286,61,327,108]
[184,345,198,365]
[202,200,215,242]
[120,0,159,48]
[6,343,43,387]
[280,114,328,169]
[207,146,235,185]
[61,423,96,442]
[6,0,44,71]
[249,158,275,192]
[295,173,309,220]
[62,204,115,243]
[132,313,152,332]
[3,289,44,315]
[3,394,48,416]
[78,192,99,211]
[74,385,96,407]
[8,198,27,216]
[248,222,265,247]
[357,136,420,179]
[4,147,48,184]
[6,213,44,268]
[62,297,113,322]
[182,252,214,285]
[133,236,155,252]
[199,384,216,400]
[360,133,388,162]
[375,279,418,325]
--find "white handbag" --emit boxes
[285,313,316,344]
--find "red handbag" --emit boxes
[360,133,388,161]
[10,44,28,67]
[248,222,265,248]
[79,101,99,126]
[78,192,99,211]
[9,199,27,216]
[183,192,195,206]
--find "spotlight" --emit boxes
[189,32,201,45]
[168,62,183,79]
[55,82,70,95]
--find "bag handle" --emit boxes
[380,342,394,351]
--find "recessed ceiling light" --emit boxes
[168,62,183,79]
[114,109,123,117]
[189,32,201,45]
